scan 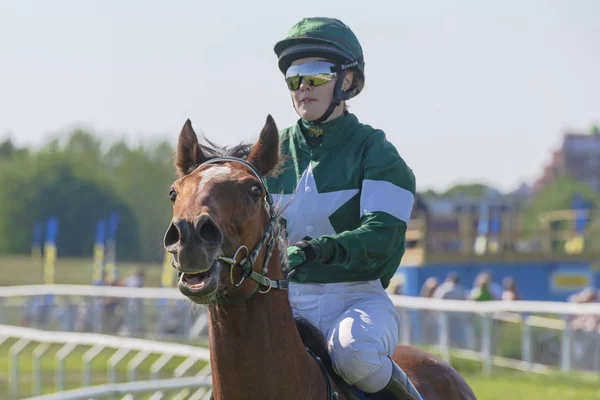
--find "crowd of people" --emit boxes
[390,271,598,370]
[19,264,598,371]
[410,271,518,349]
[20,268,193,338]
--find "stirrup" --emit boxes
[370,357,423,400]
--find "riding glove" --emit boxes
[286,237,318,270]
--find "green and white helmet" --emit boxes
[274,17,366,123]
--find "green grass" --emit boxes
[0,255,163,287]
[0,337,209,400]
[448,357,600,399]
[467,373,600,400]
[1,341,599,400]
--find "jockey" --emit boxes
[266,17,422,400]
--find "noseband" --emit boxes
[195,156,289,304]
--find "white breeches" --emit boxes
[288,279,401,393]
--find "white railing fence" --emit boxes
[391,295,600,377]
[0,285,202,343]
[0,284,599,399]
[21,377,212,400]
[0,323,212,400]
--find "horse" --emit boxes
[162,115,477,400]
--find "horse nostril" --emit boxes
[196,215,223,246]
[164,217,190,248]
[164,223,179,248]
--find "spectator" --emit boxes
[569,287,598,331]
[501,276,521,301]
[434,272,470,348]
[568,287,599,370]
[123,268,146,335]
[419,277,439,298]
[124,268,145,288]
[394,284,403,295]
[470,273,494,302]
[433,272,467,300]
[418,277,440,345]
[385,274,405,296]
[470,271,502,300]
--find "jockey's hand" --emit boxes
[286,238,317,270]
[287,245,307,270]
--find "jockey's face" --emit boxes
[288,57,353,122]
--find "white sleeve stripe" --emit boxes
[360,179,415,223]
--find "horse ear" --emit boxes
[247,115,280,176]
[175,119,206,177]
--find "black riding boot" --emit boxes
[369,357,423,400]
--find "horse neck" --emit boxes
[207,247,326,400]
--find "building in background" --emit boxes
[535,126,600,192]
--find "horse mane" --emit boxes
[172,131,287,178]
[199,136,253,161]
[171,134,253,173]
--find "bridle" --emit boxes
[191,156,339,400]
[193,156,289,304]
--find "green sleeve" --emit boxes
[308,131,416,281]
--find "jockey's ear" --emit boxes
[246,115,280,177]
[175,119,207,177]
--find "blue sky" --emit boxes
[1,0,598,192]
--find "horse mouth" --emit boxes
[178,261,221,302]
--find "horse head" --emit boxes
[163,115,282,305]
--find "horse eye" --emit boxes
[248,185,261,200]
[169,188,177,202]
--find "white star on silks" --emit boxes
[271,164,359,244]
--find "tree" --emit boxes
[419,189,440,199]
[0,154,139,258]
[0,127,178,261]
[518,176,600,237]
[0,139,28,160]
[441,183,499,198]
[103,140,176,261]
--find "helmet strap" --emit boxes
[308,69,351,125]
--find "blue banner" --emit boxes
[108,212,120,242]
[565,193,589,254]
[571,193,589,234]
[487,209,502,253]
[105,212,120,283]
[45,216,59,245]
[43,216,59,305]
[474,203,489,255]
[93,219,106,284]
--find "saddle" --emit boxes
[294,319,378,400]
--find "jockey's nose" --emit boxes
[163,215,223,251]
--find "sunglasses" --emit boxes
[285,61,338,91]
